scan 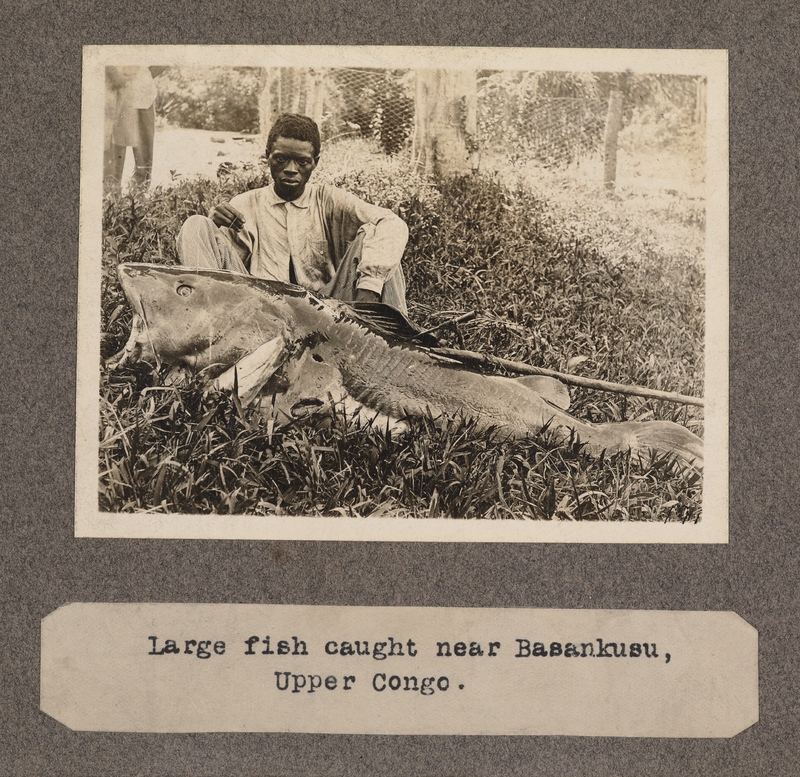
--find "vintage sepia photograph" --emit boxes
[75,46,728,542]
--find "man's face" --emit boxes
[268,137,318,201]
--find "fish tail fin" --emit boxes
[589,420,703,469]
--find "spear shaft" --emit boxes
[432,347,704,408]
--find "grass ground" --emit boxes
[100,136,705,521]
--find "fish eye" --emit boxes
[176,284,194,297]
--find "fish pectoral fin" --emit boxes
[514,375,571,410]
[212,335,289,405]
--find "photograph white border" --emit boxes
[76,45,728,543]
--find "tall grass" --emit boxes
[99,152,704,521]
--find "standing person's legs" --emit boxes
[103,143,127,193]
[325,232,408,314]
[103,85,125,194]
[176,215,249,274]
[131,105,156,187]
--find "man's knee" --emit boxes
[179,214,216,239]
[176,215,217,265]
[177,214,248,273]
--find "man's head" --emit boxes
[266,114,321,201]
[266,114,321,159]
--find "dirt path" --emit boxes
[120,126,265,189]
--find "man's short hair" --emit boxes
[266,114,321,158]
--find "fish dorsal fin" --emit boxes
[514,375,571,410]
[348,302,441,347]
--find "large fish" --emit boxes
[108,263,703,468]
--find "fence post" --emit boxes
[603,89,623,191]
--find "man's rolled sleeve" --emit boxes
[353,209,409,293]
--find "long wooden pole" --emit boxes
[432,346,704,407]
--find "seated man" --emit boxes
[176,113,409,313]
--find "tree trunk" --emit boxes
[306,68,325,127]
[413,70,478,177]
[694,77,707,127]
[259,67,278,143]
[603,89,624,191]
[261,68,326,145]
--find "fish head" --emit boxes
[115,263,304,373]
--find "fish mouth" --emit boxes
[117,264,147,317]
[113,264,165,368]
[105,310,145,370]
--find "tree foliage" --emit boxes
[155,67,261,133]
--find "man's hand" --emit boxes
[210,203,246,231]
[354,288,381,303]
